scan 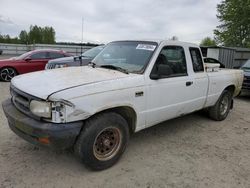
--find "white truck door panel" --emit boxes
[144,45,208,128]
[186,73,209,111]
[146,76,196,127]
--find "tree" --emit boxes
[0,25,56,44]
[19,30,29,44]
[42,26,56,44]
[29,25,43,44]
[214,0,250,47]
[200,37,217,46]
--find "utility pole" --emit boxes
[80,17,84,55]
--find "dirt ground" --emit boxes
[0,81,250,188]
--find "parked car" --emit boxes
[2,40,243,170]
[240,59,250,93]
[45,45,105,69]
[0,49,72,81]
[203,57,225,68]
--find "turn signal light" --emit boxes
[38,137,50,144]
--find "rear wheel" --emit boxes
[0,67,17,81]
[74,112,129,170]
[209,90,233,121]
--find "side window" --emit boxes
[30,52,48,60]
[151,46,187,78]
[49,52,64,59]
[204,58,215,63]
[189,48,204,72]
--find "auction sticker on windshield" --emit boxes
[136,44,156,51]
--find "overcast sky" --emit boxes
[0,0,221,44]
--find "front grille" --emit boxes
[10,85,41,120]
[45,63,55,69]
[242,76,250,89]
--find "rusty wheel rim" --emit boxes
[219,94,229,115]
[93,127,122,161]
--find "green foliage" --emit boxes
[26,25,56,44]
[29,25,43,44]
[19,30,29,44]
[42,26,56,44]
[214,0,250,47]
[200,37,217,46]
[0,25,56,44]
[0,34,20,44]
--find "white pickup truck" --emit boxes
[2,40,243,170]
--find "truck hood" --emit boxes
[11,66,135,100]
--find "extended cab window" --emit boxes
[189,48,204,72]
[151,46,187,78]
[30,52,48,60]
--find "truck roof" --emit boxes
[112,39,199,48]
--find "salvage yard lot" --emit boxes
[0,82,250,187]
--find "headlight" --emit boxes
[30,100,51,118]
[54,64,68,69]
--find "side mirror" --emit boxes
[150,74,160,80]
[25,57,31,61]
[150,64,173,80]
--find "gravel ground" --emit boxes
[0,81,250,188]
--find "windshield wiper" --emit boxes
[100,65,129,74]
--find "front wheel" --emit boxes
[74,112,129,170]
[0,67,17,81]
[209,90,233,121]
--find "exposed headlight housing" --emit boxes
[30,100,51,118]
[30,99,89,123]
[51,101,67,123]
[54,64,68,69]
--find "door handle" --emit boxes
[186,81,193,86]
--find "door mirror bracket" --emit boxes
[25,57,32,61]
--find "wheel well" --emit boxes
[96,106,137,134]
[224,85,235,94]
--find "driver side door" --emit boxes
[145,45,195,127]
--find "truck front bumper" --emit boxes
[2,99,83,150]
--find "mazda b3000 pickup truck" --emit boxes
[2,40,244,170]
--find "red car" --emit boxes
[0,49,72,81]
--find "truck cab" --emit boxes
[2,40,243,170]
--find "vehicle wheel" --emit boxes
[74,112,129,170]
[209,90,233,121]
[0,67,17,81]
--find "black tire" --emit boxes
[0,67,17,82]
[208,90,233,121]
[74,112,129,170]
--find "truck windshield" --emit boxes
[242,59,250,69]
[92,41,158,73]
